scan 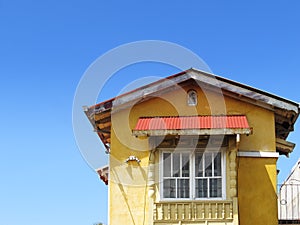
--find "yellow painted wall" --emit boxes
[108,83,277,225]
[109,100,153,224]
[129,85,276,151]
[238,157,278,225]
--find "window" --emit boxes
[195,151,222,198]
[162,152,190,198]
[161,149,225,200]
[187,90,197,106]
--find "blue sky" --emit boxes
[1,1,300,225]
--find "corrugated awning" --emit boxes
[133,115,252,136]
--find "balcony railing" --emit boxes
[153,200,233,223]
[278,183,300,224]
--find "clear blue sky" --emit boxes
[1,1,300,225]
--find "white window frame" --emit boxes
[159,147,226,201]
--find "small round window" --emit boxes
[187,90,197,106]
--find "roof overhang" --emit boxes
[87,68,299,115]
[96,165,109,185]
[276,138,296,156]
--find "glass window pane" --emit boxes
[209,178,222,198]
[172,153,180,177]
[162,150,223,199]
[195,152,204,177]
[182,153,190,177]
[205,153,212,177]
[163,153,171,177]
[188,90,197,106]
[177,179,190,198]
[196,178,208,198]
[214,152,221,176]
[163,179,176,198]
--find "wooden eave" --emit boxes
[96,165,109,185]
[84,108,112,153]
[276,138,296,156]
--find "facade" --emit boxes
[278,159,300,224]
[85,68,299,225]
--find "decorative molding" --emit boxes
[153,201,233,222]
[125,155,141,163]
[237,151,279,158]
[229,147,237,198]
[148,150,155,198]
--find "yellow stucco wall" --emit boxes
[108,84,277,225]
[238,157,278,225]
[109,126,150,225]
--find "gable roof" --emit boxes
[84,68,299,155]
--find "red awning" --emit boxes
[133,115,251,136]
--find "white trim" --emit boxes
[237,151,279,158]
[222,150,226,199]
[107,160,110,225]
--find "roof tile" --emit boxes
[134,115,249,131]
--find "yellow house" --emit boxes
[85,68,299,225]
